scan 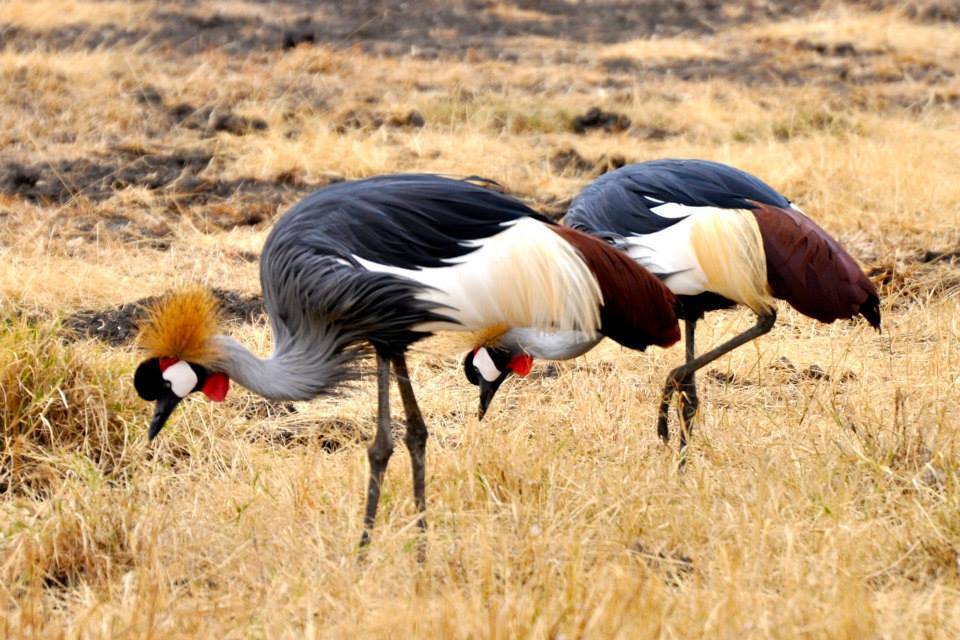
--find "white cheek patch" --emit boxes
[473,347,501,383]
[162,360,198,398]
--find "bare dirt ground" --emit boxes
[2,1,960,637]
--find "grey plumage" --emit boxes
[498,328,601,361]
[214,174,549,401]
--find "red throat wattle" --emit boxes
[158,356,229,401]
[201,373,230,402]
[508,353,533,377]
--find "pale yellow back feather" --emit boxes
[690,210,774,314]
[480,218,603,336]
[365,218,605,338]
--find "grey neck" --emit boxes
[213,334,353,401]
[499,328,602,361]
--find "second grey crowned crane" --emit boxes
[131,174,680,549]
[565,159,880,454]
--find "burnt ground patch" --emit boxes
[918,248,960,265]
[247,414,366,453]
[0,22,144,53]
[0,149,321,228]
[334,108,426,133]
[0,150,214,204]
[856,0,960,22]
[571,107,631,134]
[63,288,265,346]
[602,47,956,88]
[0,1,823,58]
[550,146,628,177]
[167,103,268,136]
[866,243,960,307]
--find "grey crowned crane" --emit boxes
[563,159,881,452]
[132,174,680,548]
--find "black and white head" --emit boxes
[462,345,533,420]
[133,288,230,441]
[134,357,230,440]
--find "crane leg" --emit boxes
[360,354,394,548]
[678,319,700,454]
[657,311,777,452]
[392,355,429,545]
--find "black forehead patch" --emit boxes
[187,362,208,388]
[463,351,479,386]
[134,358,164,401]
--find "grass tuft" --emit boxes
[1,311,136,495]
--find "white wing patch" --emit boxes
[624,216,708,296]
[625,206,773,311]
[650,202,732,220]
[354,217,603,336]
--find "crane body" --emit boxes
[563,159,880,451]
[133,173,680,548]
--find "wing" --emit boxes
[262,174,603,344]
[753,203,881,329]
[550,226,680,350]
[271,173,549,269]
[565,158,790,240]
[567,161,879,328]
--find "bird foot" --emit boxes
[657,413,670,443]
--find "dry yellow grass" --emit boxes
[2,1,960,638]
[0,0,145,30]
[746,9,960,62]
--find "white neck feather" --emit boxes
[499,328,602,361]
[213,334,353,401]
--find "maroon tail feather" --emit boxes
[752,204,880,330]
[550,226,681,350]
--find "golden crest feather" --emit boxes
[137,287,224,365]
[470,324,509,348]
[411,325,509,359]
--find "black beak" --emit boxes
[148,392,182,441]
[478,373,510,421]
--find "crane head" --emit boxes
[133,286,229,440]
[134,357,230,440]
[462,346,533,420]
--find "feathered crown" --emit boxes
[412,325,509,360]
[137,287,224,366]
[471,324,508,348]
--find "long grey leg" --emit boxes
[658,311,777,450]
[391,355,428,537]
[678,319,700,453]
[360,354,394,548]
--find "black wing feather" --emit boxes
[272,173,548,270]
[566,159,790,239]
[260,174,551,355]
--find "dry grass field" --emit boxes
[2,0,960,637]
